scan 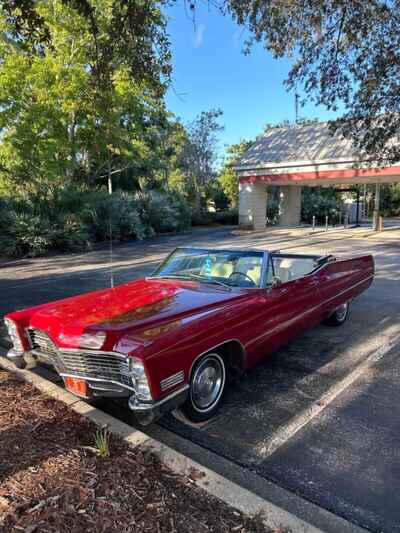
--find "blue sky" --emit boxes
[164,3,339,159]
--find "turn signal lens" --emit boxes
[128,357,152,401]
[129,358,146,378]
[4,318,24,353]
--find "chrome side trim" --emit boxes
[160,370,185,391]
[247,274,374,347]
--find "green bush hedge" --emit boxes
[0,187,191,257]
[301,188,344,224]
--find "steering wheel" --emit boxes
[228,271,256,286]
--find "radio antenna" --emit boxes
[107,161,114,289]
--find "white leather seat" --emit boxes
[274,258,316,282]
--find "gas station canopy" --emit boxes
[235,122,400,229]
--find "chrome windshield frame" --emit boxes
[150,247,270,290]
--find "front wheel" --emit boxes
[323,302,349,326]
[182,353,227,423]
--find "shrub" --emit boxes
[81,191,147,242]
[301,188,344,224]
[266,197,280,225]
[0,186,192,258]
[214,208,238,225]
[136,190,191,234]
[191,210,216,226]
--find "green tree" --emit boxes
[263,118,319,131]
[219,140,253,207]
[179,109,224,213]
[226,0,400,165]
[0,0,172,193]
[6,1,400,164]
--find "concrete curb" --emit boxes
[0,355,321,533]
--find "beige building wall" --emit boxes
[278,186,302,227]
[238,182,267,230]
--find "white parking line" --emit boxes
[256,333,400,458]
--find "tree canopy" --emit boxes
[226,0,400,165]
[219,139,252,207]
[0,0,177,193]
[4,1,400,164]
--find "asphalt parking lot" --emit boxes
[1,224,400,532]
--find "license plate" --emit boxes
[64,377,88,397]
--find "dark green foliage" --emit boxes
[214,208,238,225]
[136,190,191,234]
[78,190,147,242]
[266,196,280,225]
[301,188,344,224]
[368,183,400,217]
[0,187,191,257]
[210,186,230,211]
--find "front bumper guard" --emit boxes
[6,348,27,368]
[129,385,189,425]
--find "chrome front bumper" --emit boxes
[128,385,189,425]
[6,348,27,368]
[7,349,189,425]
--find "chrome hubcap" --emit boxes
[336,303,348,321]
[192,357,224,411]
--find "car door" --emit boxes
[313,255,374,318]
[245,256,323,366]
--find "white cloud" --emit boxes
[193,24,206,48]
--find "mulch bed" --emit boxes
[0,369,274,533]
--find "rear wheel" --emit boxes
[323,302,349,326]
[182,353,227,423]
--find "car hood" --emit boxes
[26,278,244,352]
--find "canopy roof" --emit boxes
[235,122,400,186]
[236,122,358,171]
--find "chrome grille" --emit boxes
[27,328,133,389]
[27,328,58,359]
[58,351,133,388]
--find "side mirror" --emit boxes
[270,276,282,289]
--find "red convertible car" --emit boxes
[5,247,374,424]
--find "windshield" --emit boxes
[152,248,264,288]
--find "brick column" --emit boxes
[238,181,267,230]
[278,186,302,227]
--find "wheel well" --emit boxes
[188,340,247,382]
[207,340,246,377]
